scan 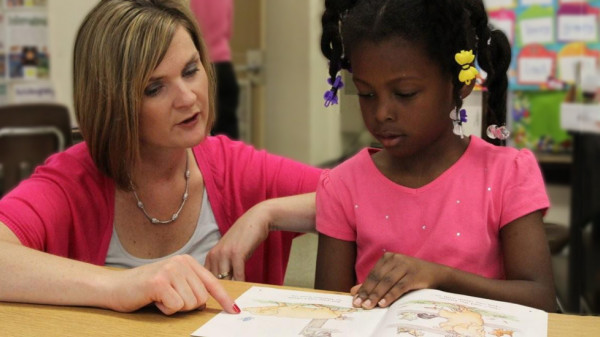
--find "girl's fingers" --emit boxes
[378,280,413,308]
[363,265,407,309]
[350,283,362,295]
[354,254,396,307]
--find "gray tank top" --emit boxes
[105,188,221,268]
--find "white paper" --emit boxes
[10,81,54,103]
[559,56,597,83]
[518,57,554,83]
[484,0,515,10]
[560,103,600,134]
[520,17,554,44]
[192,287,548,337]
[521,0,552,6]
[490,17,514,44]
[558,15,597,42]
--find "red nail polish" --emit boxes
[232,303,241,313]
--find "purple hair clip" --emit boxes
[328,75,344,89]
[324,90,339,107]
[459,108,467,123]
[323,75,344,107]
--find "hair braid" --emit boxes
[465,0,511,131]
[424,0,472,110]
[321,0,356,79]
[321,0,358,106]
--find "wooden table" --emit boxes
[1,280,599,337]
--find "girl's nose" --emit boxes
[374,98,395,122]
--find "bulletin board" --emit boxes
[0,0,53,105]
[486,0,600,90]
[484,0,600,153]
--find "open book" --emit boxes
[192,286,547,337]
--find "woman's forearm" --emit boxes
[265,192,317,233]
[0,240,115,308]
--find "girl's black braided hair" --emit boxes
[321,0,511,144]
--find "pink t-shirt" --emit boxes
[316,136,549,283]
[190,0,233,62]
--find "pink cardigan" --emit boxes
[0,136,321,285]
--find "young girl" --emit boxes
[315,0,556,312]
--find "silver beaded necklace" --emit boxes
[130,154,190,224]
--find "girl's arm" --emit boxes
[0,222,238,315]
[315,233,357,292]
[351,210,557,312]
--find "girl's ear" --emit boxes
[459,81,476,99]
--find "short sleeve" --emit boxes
[499,149,550,227]
[0,171,73,250]
[316,169,356,241]
[0,145,114,264]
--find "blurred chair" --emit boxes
[0,103,72,196]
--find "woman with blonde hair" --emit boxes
[0,0,320,315]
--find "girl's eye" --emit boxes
[395,92,417,98]
[357,92,375,98]
[144,83,163,97]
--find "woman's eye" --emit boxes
[183,66,199,77]
[144,84,162,97]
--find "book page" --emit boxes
[371,289,547,337]
[191,286,387,337]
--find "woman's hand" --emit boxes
[204,203,271,282]
[350,252,449,309]
[205,193,317,282]
[107,255,239,315]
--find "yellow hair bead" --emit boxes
[455,50,478,85]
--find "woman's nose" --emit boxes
[173,81,196,108]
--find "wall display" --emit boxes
[486,0,600,91]
[0,0,53,104]
[4,0,47,8]
[510,90,572,152]
[484,0,600,154]
[7,11,49,80]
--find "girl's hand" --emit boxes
[349,252,449,309]
[204,203,270,282]
[107,255,239,315]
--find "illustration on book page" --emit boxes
[192,287,547,337]
[371,289,547,337]
[191,286,387,337]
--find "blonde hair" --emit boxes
[74,0,215,189]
